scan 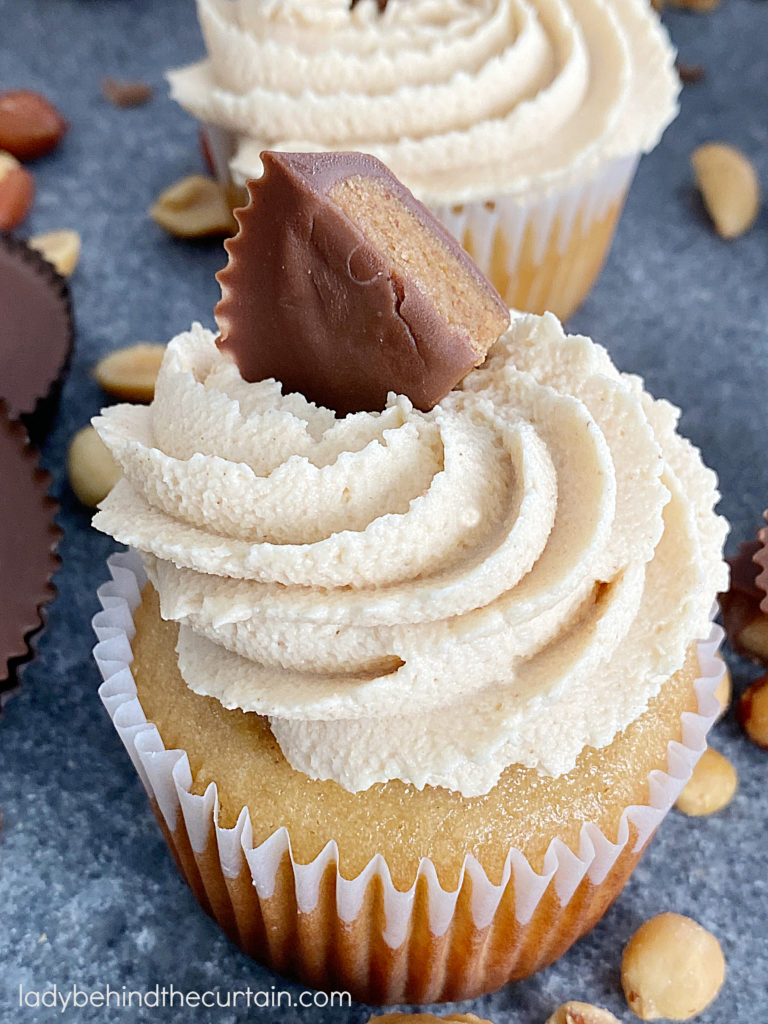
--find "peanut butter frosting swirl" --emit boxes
[93,314,726,797]
[168,0,679,203]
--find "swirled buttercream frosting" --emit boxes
[168,0,680,204]
[93,313,726,797]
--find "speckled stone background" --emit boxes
[1,1,767,1022]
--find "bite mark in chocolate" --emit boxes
[215,151,509,416]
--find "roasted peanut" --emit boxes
[545,1002,622,1024]
[692,142,761,239]
[0,150,34,230]
[737,673,768,749]
[93,343,166,403]
[67,426,121,508]
[150,175,236,238]
[28,229,81,278]
[675,747,737,816]
[621,913,725,1020]
[0,90,67,161]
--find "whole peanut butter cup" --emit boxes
[0,404,61,711]
[0,232,74,441]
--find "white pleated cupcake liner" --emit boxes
[430,154,639,270]
[93,549,724,951]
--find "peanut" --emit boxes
[28,229,81,278]
[0,90,67,161]
[674,747,737,816]
[737,673,768,749]
[545,1002,622,1024]
[367,1016,493,1024]
[101,77,154,108]
[692,142,761,239]
[0,150,34,230]
[67,426,121,508]
[668,0,720,11]
[150,175,236,238]
[93,343,166,404]
[621,913,725,1020]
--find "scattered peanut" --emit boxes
[101,77,154,108]
[668,0,720,11]
[621,913,725,1020]
[149,175,236,238]
[93,343,166,403]
[676,62,706,85]
[28,229,81,278]
[674,747,737,816]
[0,150,34,230]
[737,673,768,749]
[67,426,121,508]
[692,142,761,239]
[713,655,731,719]
[545,1002,622,1024]
[0,90,67,161]
[367,1016,493,1024]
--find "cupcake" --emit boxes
[168,0,680,321]
[92,152,725,1005]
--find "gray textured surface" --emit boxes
[0,1,767,1021]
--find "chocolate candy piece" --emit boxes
[720,538,768,665]
[0,404,60,710]
[0,232,74,440]
[215,151,509,416]
[755,514,768,614]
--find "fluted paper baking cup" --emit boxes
[93,550,724,1005]
[431,154,639,322]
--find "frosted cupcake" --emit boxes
[168,0,680,320]
[92,153,724,1005]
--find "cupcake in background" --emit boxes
[168,0,680,320]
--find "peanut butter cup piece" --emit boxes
[0,404,60,712]
[215,151,509,416]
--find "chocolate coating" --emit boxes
[719,538,766,664]
[215,151,508,416]
[0,404,60,706]
[0,232,74,437]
